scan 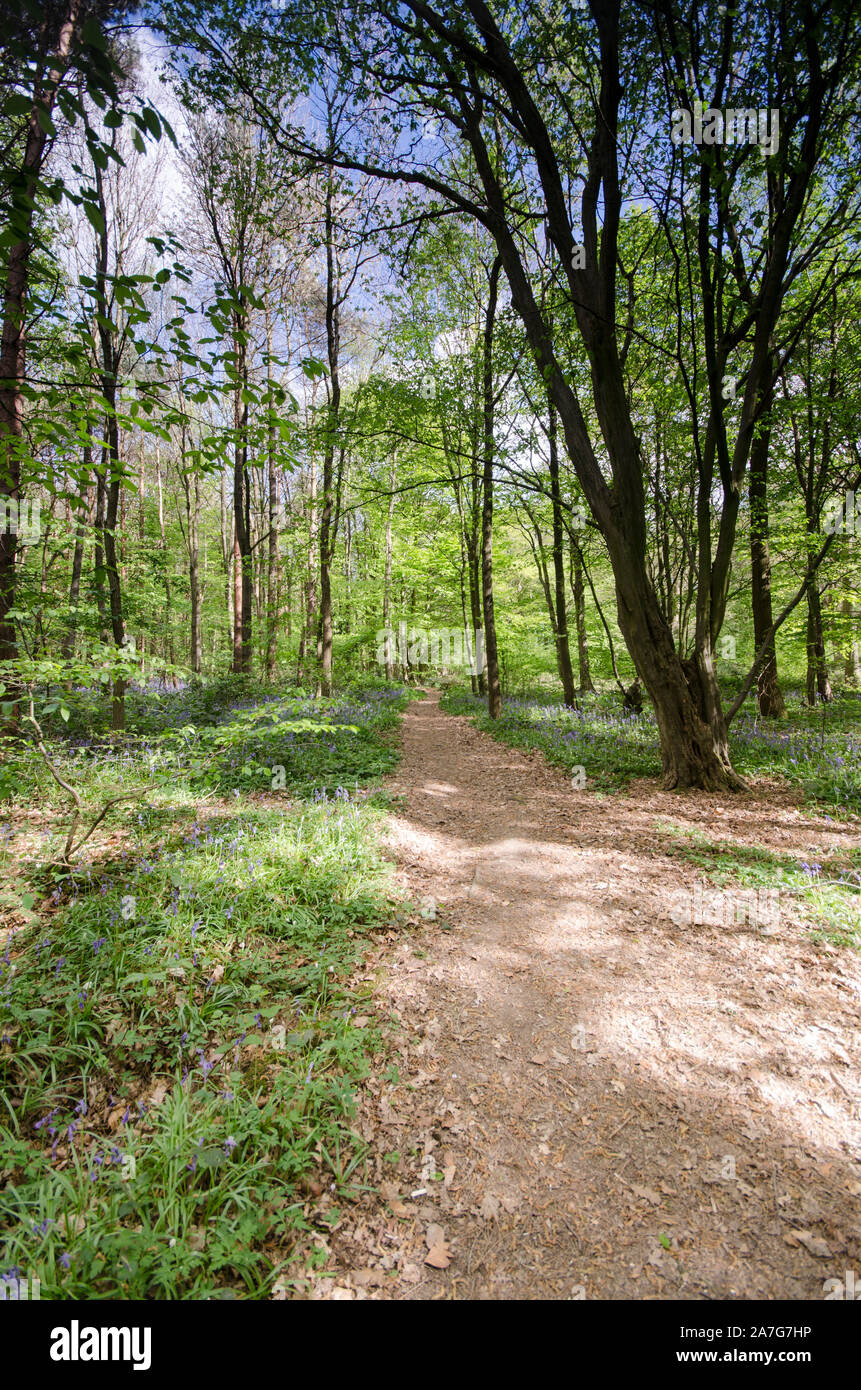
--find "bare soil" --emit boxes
[304,690,861,1300]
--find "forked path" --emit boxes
[315,691,861,1299]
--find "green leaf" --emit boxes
[35,106,57,136]
[197,1147,227,1169]
[81,17,108,50]
[83,201,105,235]
[3,94,33,120]
[140,106,162,141]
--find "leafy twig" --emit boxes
[24,697,145,863]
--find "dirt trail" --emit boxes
[312,690,861,1300]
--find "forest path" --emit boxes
[312,690,861,1300]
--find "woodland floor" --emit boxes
[302,689,861,1301]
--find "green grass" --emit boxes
[659,823,861,949]
[0,682,411,1298]
[441,686,861,812]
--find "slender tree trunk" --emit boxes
[343,497,352,635]
[251,466,263,634]
[103,467,126,730]
[285,546,293,640]
[318,505,334,696]
[188,473,202,676]
[465,529,484,695]
[265,316,280,680]
[547,396,576,706]
[318,175,341,699]
[155,441,175,667]
[570,539,594,693]
[221,467,232,659]
[138,435,145,544]
[232,524,243,674]
[93,457,108,641]
[806,583,832,704]
[748,407,786,716]
[843,598,861,685]
[180,416,203,676]
[298,443,318,685]
[33,503,51,656]
[451,485,477,695]
[232,310,253,673]
[383,455,396,681]
[459,571,473,691]
[481,258,502,718]
[0,3,79,664]
[62,451,91,659]
[92,150,126,729]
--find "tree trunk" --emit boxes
[383,455,396,681]
[570,539,594,693]
[189,478,202,675]
[93,457,109,641]
[843,599,861,685]
[461,39,759,787]
[62,452,90,659]
[318,505,334,696]
[232,311,253,673]
[265,314,280,681]
[547,396,576,706]
[92,147,126,729]
[155,441,175,667]
[343,499,352,635]
[318,174,341,699]
[298,439,318,685]
[806,583,832,704]
[515,294,742,785]
[102,464,126,731]
[465,528,484,695]
[221,466,232,659]
[748,407,786,716]
[465,417,486,695]
[266,456,279,679]
[138,435,145,544]
[481,258,502,718]
[182,459,202,675]
[232,524,243,674]
[0,3,79,665]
